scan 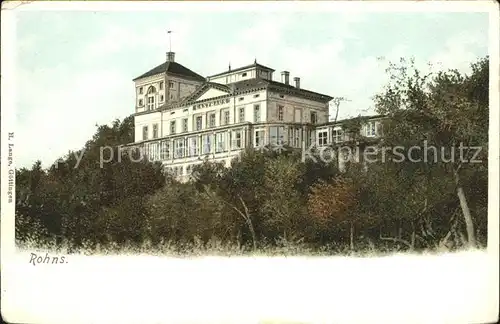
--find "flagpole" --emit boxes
[168,30,172,52]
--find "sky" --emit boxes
[12,4,489,168]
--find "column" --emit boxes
[198,134,202,157]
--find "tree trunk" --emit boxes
[410,220,416,250]
[455,172,476,248]
[247,219,257,251]
[238,195,257,251]
[237,228,242,248]
[350,221,354,251]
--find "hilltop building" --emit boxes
[128,50,383,181]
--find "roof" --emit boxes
[134,75,334,116]
[207,62,276,78]
[173,78,332,108]
[133,61,206,82]
[180,82,232,103]
[231,78,333,102]
[316,114,387,127]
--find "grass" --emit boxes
[15,236,483,258]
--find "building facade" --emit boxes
[127,51,384,181]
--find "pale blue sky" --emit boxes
[14,8,489,167]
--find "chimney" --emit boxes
[293,77,300,89]
[281,71,290,85]
[166,51,175,62]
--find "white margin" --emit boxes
[1,1,499,323]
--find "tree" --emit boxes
[307,176,358,249]
[15,116,166,248]
[373,57,488,248]
[261,155,307,241]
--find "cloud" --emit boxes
[429,30,487,74]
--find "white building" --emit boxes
[127,50,383,181]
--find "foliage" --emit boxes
[15,57,489,253]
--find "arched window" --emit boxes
[147,86,156,94]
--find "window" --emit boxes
[269,127,285,146]
[208,113,216,128]
[160,140,170,160]
[182,118,188,133]
[174,139,185,158]
[278,105,284,121]
[147,86,156,94]
[332,129,343,143]
[202,135,213,154]
[292,128,300,147]
[222,110,230,125]
[254,94,260,98]
[160,95,164,102]
[278,127,285,144]
[139,87,143,94]
[318,131,328,146]
[170,94,174,100]
[254,130,264,147]
[239,97,244,101]
[366,122,376,137]
[160,81,164,90]
[169,81,174,88]
[186,165,192,175]
[188,137,199,156]
[216,132,226,153]
[307,130,314,147]
[195,116,202,130]
[170,121,176,134]
[254,104,261,122]
[232,130,242,149]
[153,124,159,139]
[138,99,143,106]
[310,111,317,124]
[239,107,245,123]
[147,96,155,110]
[142,126,148,141]
[242,72,247,77]
[147,142,160,161]
[294,108,301,122]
